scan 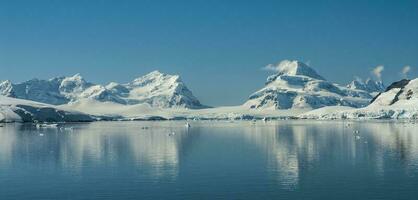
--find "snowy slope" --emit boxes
[0,71,205,109]
[299,78,418,119]
[0,80,13,96]
[122,71,204,108]
[244,60,373,110]
[0,95,93,123]
[60,98,308,120]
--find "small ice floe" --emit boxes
[355,135,361,140]
[59,127,73,131]
[168,132,176,136]
[36,123,59,129]
[185,122,191,128]
[63,127,74,131]
[39,133,45,137]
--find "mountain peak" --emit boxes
[0,80,12,85]
[276,60,324,80]
[0,80,13,96]
[147,70,164,76]
[131,71,180,87]
[68,73,84,81]
[59,73,91,95]
[246,60,372,110]
[265,60,325,84]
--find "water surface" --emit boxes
[0,121,417,200]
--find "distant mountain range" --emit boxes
[0,71,205,109]
[347,78,385,95]
[3,60,417,122]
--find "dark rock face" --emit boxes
[370,79,411,104]
[370,93,382,104]
[385,79,410,92]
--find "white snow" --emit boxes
[60,98,308,120]
[0,80,13,96]
[0,71,204,109]
[298,106,354,119]
[299,105,418,120]
[347,78,385,94]
[265,60,325,80]
[245,60,372,110]
[0,96,43,122]
[2,60,418,121]
[299,78,418,119]
[124,71,203,108]
[0,95,92,123]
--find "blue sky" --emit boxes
[1,0,418,106]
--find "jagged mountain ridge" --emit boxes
[347,78,385,94]
[244,60,374,110]
[0,71,205,109]
[0,74,92,105]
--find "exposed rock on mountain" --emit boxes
[0,95,93,123]
[369,79,414,106]
[299,78,418,119]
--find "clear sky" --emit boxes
[1,0,418,106]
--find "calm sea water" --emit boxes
[0,121,417,200]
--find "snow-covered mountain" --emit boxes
[299,78,418,119]
[347,78,385,94]
[0,74,92,105]
[244,60,373,110]
[0,71,205,109]
[0,80,13,96]
[369,79,416,107]
[0,95,93,123]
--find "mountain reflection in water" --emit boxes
[0,121,417,200]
